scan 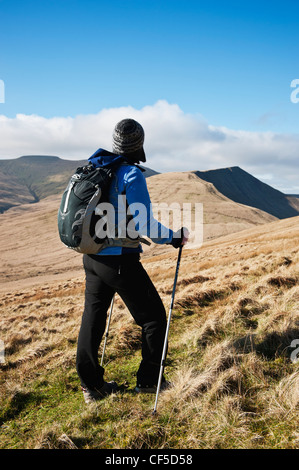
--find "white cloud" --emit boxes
[0,100,299,192]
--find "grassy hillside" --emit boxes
[146,171,277,244]
[0,156,87,213]
[0,173,278,293]
[0,155,158,213]
[0,216,298,449]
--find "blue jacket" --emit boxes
[89,148,173,255]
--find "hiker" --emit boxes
[75,119,189,403]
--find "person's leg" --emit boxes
[76,254,114,390]
[112,255,167,387]
[77,253,167,390]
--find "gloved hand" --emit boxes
[169,227,189,248]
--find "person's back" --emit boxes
[88,148,174,255]
[75,119,188,403]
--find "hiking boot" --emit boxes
[134,380,171,394]
[82,381,118,403]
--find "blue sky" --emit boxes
[0,0,299,192]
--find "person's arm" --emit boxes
[124,167,173,244]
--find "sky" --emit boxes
[0,0,299,193]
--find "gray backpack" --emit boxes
[57,163,115,254]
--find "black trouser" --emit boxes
[76,253,167,390]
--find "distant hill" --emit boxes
[145,171,277,247]
[0,162,298,287]
[0,155,86,213]
[195,166,299,219]
[1,156,298,244]
[0,155,159,213]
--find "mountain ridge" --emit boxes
[195,166,299,219]
[0,155,158,213]
[1,155,298,227]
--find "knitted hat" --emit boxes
[112,119,146,162]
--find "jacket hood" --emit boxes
[88,148,145,172]
[88,148,125,168]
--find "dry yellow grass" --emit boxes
[0,196,298,448]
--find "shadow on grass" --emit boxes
[233,326,299,360]
[0,390,43,424]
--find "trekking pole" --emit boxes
[152,245,183,415]
[100,295,115,367]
